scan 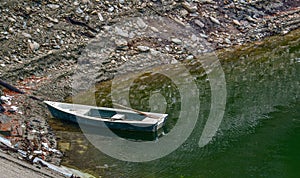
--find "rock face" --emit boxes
[0,0,299,66]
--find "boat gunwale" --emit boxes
[44,101,168,125]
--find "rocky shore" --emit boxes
[0,0,299,177]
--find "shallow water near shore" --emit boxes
[49,29,300,177]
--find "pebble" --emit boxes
[22,32,32,38]
[195,20,205,28]
[115,38,128,47]
[97,12,104,21]
[47,4,60,9]
[224,38,231,44]
[8,28,14,34]
[233,19,242,26]
[76,7,83,14]
[210,16,220,24]
[46,23,54,28]
[115,27,129,37]
[171,38,182,45]
[29,41,40,51]
[186,55,194,60]
[137,18,147,28]
[137,46,150,52]
[8,17,16,23]
[53,45,61,49]
[246,16,257,23]
[182,2,198,13]
[108,6,114,12]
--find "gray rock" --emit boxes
[210,16,220,24]
[137,46,150,52]
[115,27,129,37]
[115,39,128,47]
[97,12,104,21]
[22,32,32,38]
[182,2,198,13]
[195,20,205,28]
[224,38,231,44]
[46,23,54,28]
[8,17,16,23]
[29,41,40,51]
[171,38,182,45]
[233,19,241,26]
[53,45,61,49]
[47,4,60,9]
[137,18,147,28]
[76,7,83,14]
[108,6,114,12]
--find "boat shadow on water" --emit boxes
[49,117,165,142]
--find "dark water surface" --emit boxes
[49,29,300,177]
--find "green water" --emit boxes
[49,29,300,177]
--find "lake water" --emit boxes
[49,29,300,177]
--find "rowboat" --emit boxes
[44,101,168,132]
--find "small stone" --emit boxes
[8,17,16,23]
[137,18,147,28]
[108,6,114,12]
[115,27,128,37]
[199,33,208,38]
[97,12,104,21]
[46,23,54,28]
[180,9,189,16]
[47,4,60,9]
[233,19,241,26]
[224,38,231,44]
[8,28,14,33]
[182,2,198,13]
[29,41,40,51]
[186,55,194,60]
[76,7,83,14]
[171,38,182,45]
[195,20,205,28]
[150,27,159,32]
[115,39,128,47]
[47,16,59,23]
[119,0,125,3]
[53,45,61,49]
[210,16,220,24]
[137,46,150,52]
[22,32,32,38]
[246,16,257,23]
